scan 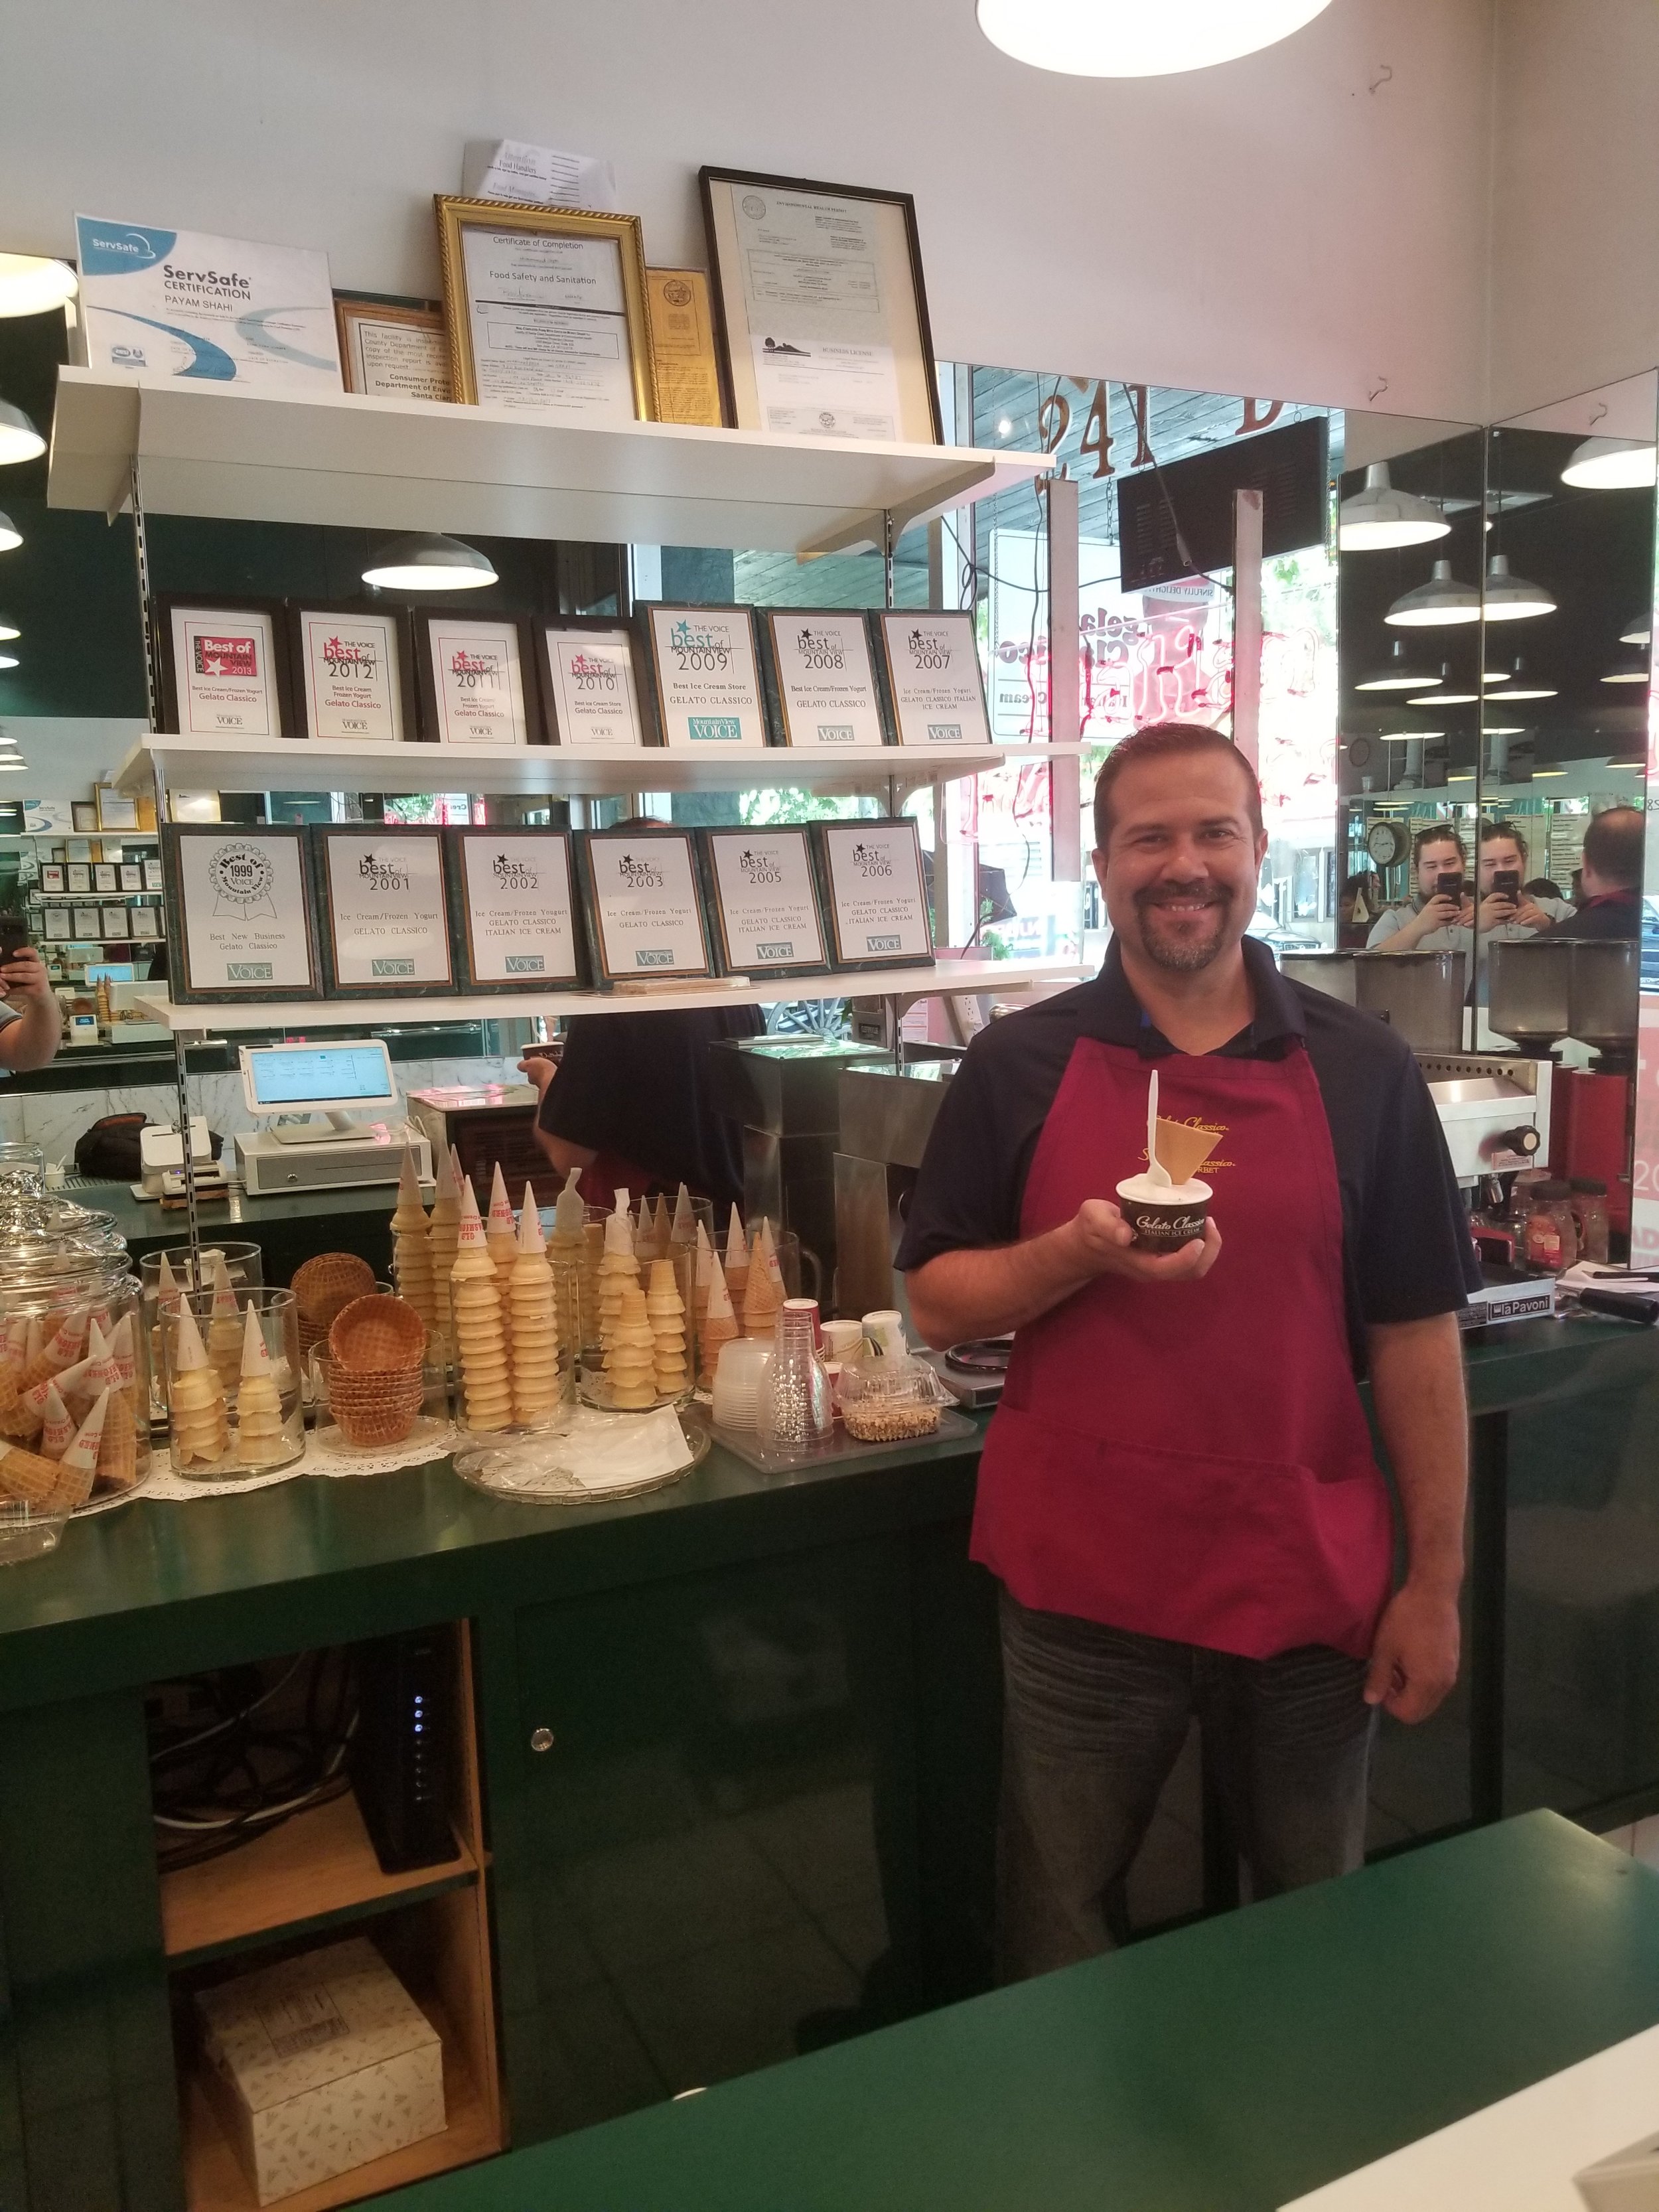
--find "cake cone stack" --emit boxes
[452,1179,511,1432]
[234,1303,287,1469]
[597,1191,640,1350]
[742,1231,782,1339]
[485,1164,518,1357]
[50,1390,109,1512]
[390,1150,439,1338]
[510,1187,561,1424]
[205,1254,244,1395]
[427,1150,462,1347]
[646,1258,688,1399]
[605,1284,657,1408]
[723,1209,749,1311]
[699,1254,738,1386]
[169,1305,230,1469]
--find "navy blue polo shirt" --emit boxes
[896,935,1477,1369]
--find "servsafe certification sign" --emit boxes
[707,831,826,972]
[587,834,709,980]
[820,822,932,962]
[766,613,885,748]
[323,834,453,988]
[876,609,992,747]
[646,608,766,748]
[178,832,313,992]
[457,834,580,985]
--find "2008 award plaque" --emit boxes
[162,824,321,1003]
[762,609,888,749]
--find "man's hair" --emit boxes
[1479,818,1529,865]
[1582,804,1644,890]
[1092,722,1263,849]
[1413,822,1467,868]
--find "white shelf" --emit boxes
[116,733,1080,800]
[135,959,1088,1033]
[48,369,1048,556]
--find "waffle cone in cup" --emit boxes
[328,1293,427,1374]
[292,1252,376,1329]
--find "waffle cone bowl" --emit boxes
[328,1293,427,1373]
[319,1356,426,1447]
[292,1253,377,1353]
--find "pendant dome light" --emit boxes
[1336,463,1449,552]
[1407,661,1478,707]
[1619,613,1652,647]
[0,403,44,468]
[1384,559,1480,628]
[1482,552,1555,622]
[361,532,497,591]
[0,255,77,319]
[974,0,1334,76]
[1353,638,1436,692]
[0,652,17,671]
[1561,437,1658,490]
[0,619,17,642]
[1502,656,1557,701]
[0,512,19,553]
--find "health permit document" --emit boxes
[733,188,906,440]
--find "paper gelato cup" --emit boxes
[1114,1174,1212,1252]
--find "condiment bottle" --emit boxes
[1570,1178,1611,1267]
[1523,1179,1579,1274]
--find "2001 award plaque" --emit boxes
[163,825,321,1003]
[314,828,457,997]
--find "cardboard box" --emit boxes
[196,1937,445,2204]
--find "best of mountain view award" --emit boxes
[315,828,457,997]
[639,604,768,749]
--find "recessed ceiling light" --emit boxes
[975,0,1335,76]
[1561,437,1658,490]
[1337,463,1449,552]
[0,403,44,468]
[361,532,498,591]
[996,417,1013,438]
[1385,559,1480,627]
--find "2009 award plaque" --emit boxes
[872,609,992,748]
[163,824,321,1003]
[447,828,586,990]
[638,603,768,749]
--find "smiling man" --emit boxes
[900,721,1477,1980]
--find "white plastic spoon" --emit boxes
[1147,1068,1171,1186]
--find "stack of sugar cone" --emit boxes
[48,1390,108,1513]
[509,1187,561,1424]
[0,1438,63,1505]
[723,1209,749,1311]
[390,1151,439,1339]
[206,1254,244,1396]
[485,1164,518,1357]
[646,1258,688,1398]
[83,1321,137,1491]
[234,1302,287,1469]
[743,1223,784,1340]
[427,1150,462,1348]
[652,1194,673,1256]
[692,1219,714,1326]
[547,1168,588,1359]
[36,1384,74,1460]
[452,1179,511,1432]
[605,1284,656,1408]
[668,1184,697,1258]
[150,1252,182,1412]
[597,1190,639,1350]
[19,1307,89,1396]
[169,1304,230,1469]
[698,1253,737,1386]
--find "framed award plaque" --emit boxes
[576,826,715,986]
[161,825,322,1003]
[42,909,69,943]
[119,865,143,893]
[447,827,587,990]
[536,617,646,751]
[698,826,830,980]
[159,597,293,742]
[334,296,452,404]
[637,603,770,751]
[40,865,64,895]
[143,857,165,892]
[287,601,417,746]
[699,167,941,444]
[871,609,992,749]
[312,826,457,998]
[412,608,537,747]
[100,906,129,940]
[131,907,161,942]
[93,863,117,895]
[66,865,91,896]
[71,907,101,941]
[760,609,888,749]
[811,818,934,972]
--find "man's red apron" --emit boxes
[972,1036,1393,1661]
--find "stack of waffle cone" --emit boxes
[50,1390,109,1512]
[723,1209,749,1311]
[485,1164,518,1358]
[605,1284,656,1408]
[19,1307,89,1397]
[510,1187,561,1424]
[742,1231,783,1339]
[234,1303,288,1468]
[646,1258,688,1398]
[698,1253,737,1387]
[169,1305,230,1469]
[390,1150,439,1339]
[597,1191,639,1351]
[206,1254,243,1394]
[427,1150,462,1348]
[452,1180,510,1432]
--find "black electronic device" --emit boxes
[1492,868,1522,898]
[0,912,29,962]
[1435,871,1465,901]
[350,1627,461,1875]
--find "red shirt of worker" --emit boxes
[900,723,1476,1980]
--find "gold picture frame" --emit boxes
[434,196,657,421]
[334,295,453,403]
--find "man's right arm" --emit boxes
[906,1203,1220,1349]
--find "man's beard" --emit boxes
[1133,883,1234,972]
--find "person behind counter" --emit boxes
[899,722,1476,1981]
[0,933,62,1072]
[1366,820,1570,958]
[1542,804,1643,940]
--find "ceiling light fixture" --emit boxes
[1354,640,1437,691]
[0,512,19,553]
[1619,614,1652,647]
[1336,463,1449,552]
[974,0,1334,76]
[0,403,44,467]
[0,619,17,642]
[1561,437,1658,490]
[1601,668,1649,685]
[1482,667,1511,684]
[1482,552,1555,621]
[1376,728,1446,742]
[0,255,77,319]
[0,758,30,771]
[1409,690,1477,707]
[1532,768,1566,777]
[0,653,15,670]
[361,532,497,592]
[1384,559,1480,627]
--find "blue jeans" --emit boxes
[997,1589,1376,1982]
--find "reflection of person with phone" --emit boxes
[0,924,61,1072]
[1368,821,1570,982]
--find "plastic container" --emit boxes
[1571,1178,1612,1267]
[711,1337,773,1431]
[163,1286,303,1481]
[837,1348,948,1443]
[757,1300,833,1449]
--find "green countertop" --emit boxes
[382,1811,1659,2211]
[74,1175,399,1248]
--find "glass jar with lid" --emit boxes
[1569,1179,1611,1267]
[0,1247,153,1527]
[1522,1180,1579,1275]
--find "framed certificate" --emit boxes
[288,601,416,745]
[131,907,161,941]
[645,267,725,428]
[812,818,934,971]
[447,828,587,990]
[96,788,139,832]
[872,610,992,749]
[435,196,656,423]
[66,865,91,896]
[637,603,770,751]
[159,597,293,741]
[100,905,129,940]
[39,865,64,895]
[761,609,889,749]
[70,804,98,832]
[576,826,715,986]
[413,609,536,747]
[699,168,940,443]
[119,865,143,893]
[536,618,646,751]
[42,909,69,942]
[334,296,453,403]
[93,863,117,895]
[161,825,321,1003]
[143,857,165,892]
[313,826,457,997]
[72,907,102,940]
[698,826,830,980]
